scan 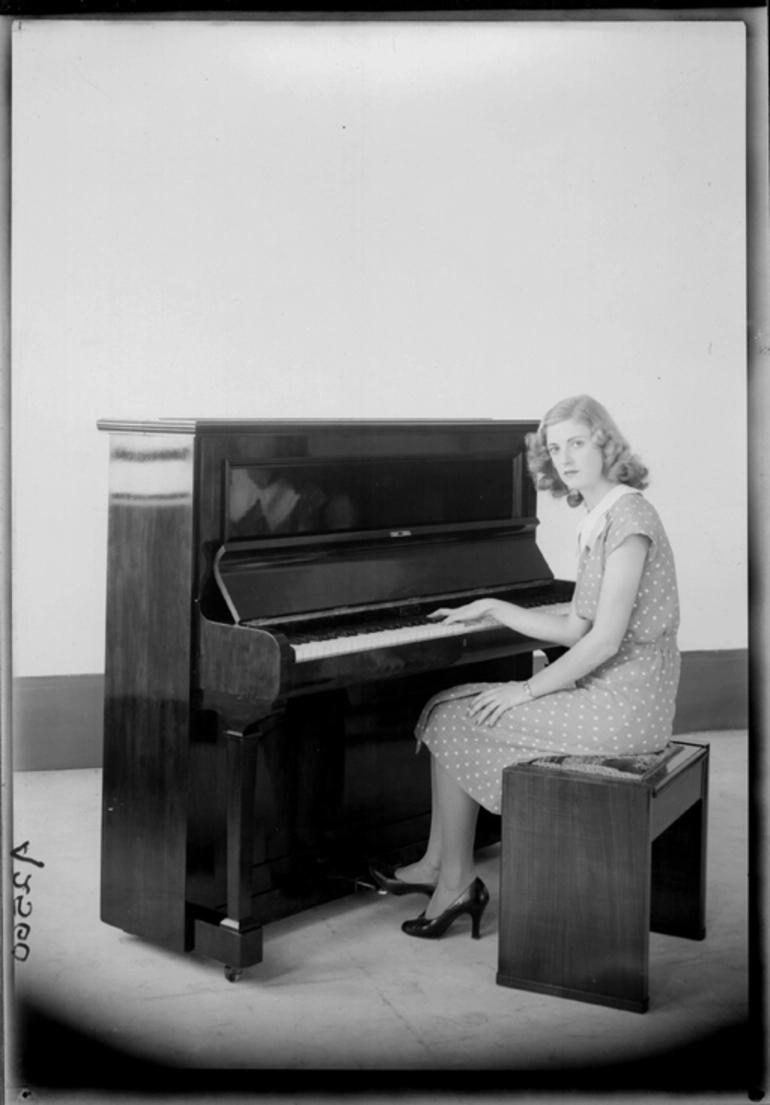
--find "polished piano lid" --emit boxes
[97,417,540,434]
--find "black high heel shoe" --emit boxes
[401,877,490,940]
[368,863,437,897]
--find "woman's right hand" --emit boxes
[428,599,500,625]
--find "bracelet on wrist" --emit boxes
[522,680,535,700]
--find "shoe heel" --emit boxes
[401,876,490,941]
[470,878,490,939]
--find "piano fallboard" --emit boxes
[213,527,554,625]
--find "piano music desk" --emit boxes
[496,740,709,1013]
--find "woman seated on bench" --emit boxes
[370,394,681,940]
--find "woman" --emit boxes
[370,395,680,940]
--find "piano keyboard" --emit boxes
[290,602,572,663]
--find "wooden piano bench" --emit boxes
[496,740,709,1013]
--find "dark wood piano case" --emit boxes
[98,419,572,977]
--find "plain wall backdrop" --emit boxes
[11,18,747,677]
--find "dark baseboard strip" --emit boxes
[672,649,748,736]
[12,649,748,772]
[13,674,105,772]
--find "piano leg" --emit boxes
[193,711,280,980]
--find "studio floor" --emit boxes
[8,730,758,1104]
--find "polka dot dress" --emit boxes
[414,494,681,814]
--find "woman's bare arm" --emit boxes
[430,595,589,649]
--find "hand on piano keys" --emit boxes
[289,598,572,663]
[428,598,502,626]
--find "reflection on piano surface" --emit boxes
[98,419,574,978]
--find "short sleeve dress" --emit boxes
[414,490,681,814]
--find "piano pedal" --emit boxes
[325,872,382,894]
[354,876,383,894]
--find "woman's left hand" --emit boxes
[467,683,533,727]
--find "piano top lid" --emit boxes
[97,417,541,435]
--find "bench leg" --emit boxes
[651,795,708,940]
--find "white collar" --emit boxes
[577,485,641,553]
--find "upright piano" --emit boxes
[98,419,573,979]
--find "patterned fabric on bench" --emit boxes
[530,743,677,781]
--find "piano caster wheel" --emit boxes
[224,966,242,983]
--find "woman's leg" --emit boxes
[423,757,480,918]
[396,753,481,917]
[395,754,442,884]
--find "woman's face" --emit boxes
[545,419,606,496]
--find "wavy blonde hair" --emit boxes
[526,395,649,507]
